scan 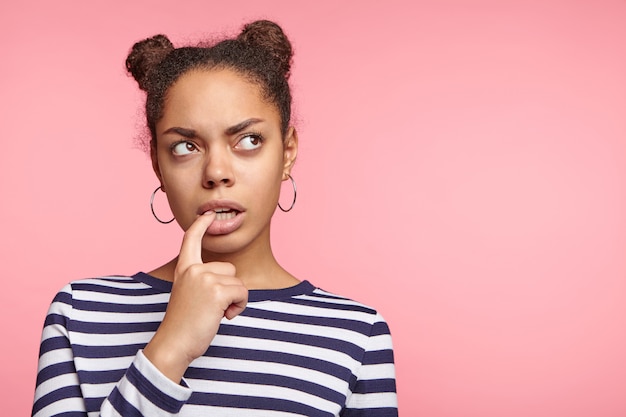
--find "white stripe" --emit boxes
[72,291,169,304]
[38,347,73,370]
[73,277,147,289]
[70,331,154,346]
[190,356,349,394]
[33,373,80,402]
[47,299,72,315]
[73,309,165,323]
[41,325,65,343]
[183,404,303,417]
[301,291,368,307]
[346,392,398,408]
[369,333,395,350]
[80,381,117,399]
[357,363,396,380]
[73,356,136,372]
[248,302,376,322]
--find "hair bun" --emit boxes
[238,20,293,78]
[125,34,174,91]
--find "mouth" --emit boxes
[211,208,240,221]
[198,200,246,236]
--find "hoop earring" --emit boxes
[150,186,175,224]
[278,174,297,212]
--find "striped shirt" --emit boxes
[33,273,398,416]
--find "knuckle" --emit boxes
[222,262,237,276]
[186,263,204,276]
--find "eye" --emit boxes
[235,134,263,151]
[171,141,199,156]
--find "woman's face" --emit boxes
[152,68,297,256]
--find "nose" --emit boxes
[203,146,235,189]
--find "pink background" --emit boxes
[2,1,625,415]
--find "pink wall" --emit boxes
[2,1,625,415]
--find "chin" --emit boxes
[201,233,258,257]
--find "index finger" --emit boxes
[177,211,216,270]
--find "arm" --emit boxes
[32,285,192,417]
[342,315,398,417]
[32,285,88,417]
[33,212,247,416]
[99,351,192,416]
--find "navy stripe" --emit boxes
[309,290,353,301]
[371,321,392,336]
[342,407,398,417]
[126,362,184,413]
[72,282,163,296]
[39,335,71,355]
[108,386,144,417]
[286,297,376,314]
[36,361,77,386]
[98,276,142,283]
[218,324,364,361]
[206,346,352,381]
[78,369,127,384]
[70,320,160,334]
[84,397,106,412]
[185,368,346,404]
[44,313,68,327]
[243,307,372,335]
[352,378,397,394]
[32,386,83,414]
[51,290,73,305]
[73,299,168,313]
[362,349,395,365]
[73,343,144,358]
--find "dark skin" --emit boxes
[142,68,298,382]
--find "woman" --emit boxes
[32,20,398,416]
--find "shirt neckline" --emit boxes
[132,272,316,302]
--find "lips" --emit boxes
[198,200,246,235]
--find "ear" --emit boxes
[150,141,165,190]
[282,126,298,179]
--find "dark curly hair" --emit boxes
[125,20,294,151]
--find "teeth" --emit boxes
[215,211,236,221]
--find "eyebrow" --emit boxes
[162,127,196,138]
[225,118,264,135]
[162,118,264,138]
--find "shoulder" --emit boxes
[48,274,169,313]
[42,274,172,337]
[294,284,393,335]
[62,274,166,295]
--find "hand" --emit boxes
[143,211,248,382]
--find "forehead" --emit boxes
[159,68,280,127]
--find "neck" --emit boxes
[149,231,298,290]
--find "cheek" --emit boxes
[161,172,199,218]
[238,162,283,207]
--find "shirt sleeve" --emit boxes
[32,284,88,417]
[342,313,399,417]
[32,284,193,417]
[99,351,191,416]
